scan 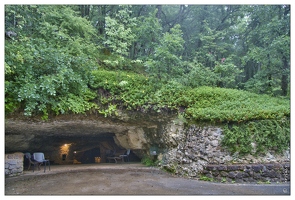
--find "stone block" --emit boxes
[252,164,263,172]
[212,171,220,176]
[211,140,219,147]
[11,168,18,174]
[265,163,274,170]
[235,178,244,183]
[271,163,281,170]
[205,173,213,178]
[220,171,228,177]
[236,172,244,179]
[206,165,218,171]
[228,171,236,178]
[8,160,17,165]
[8,164,15,170]
[246,165,252,169]
[218,165,227,171]
[263,171,277,178]
[242,172,250,178]
[243,168,251,173]
[253,173,262,180]
[245,177,255,182]
[227,165,243,171]
[189,172,197,177]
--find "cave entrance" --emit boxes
[46,134,141,164]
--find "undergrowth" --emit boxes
[222,119,290,155]
[141,156,157,166]
[90,69,290,123]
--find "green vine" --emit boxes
[98,104,118,117]
[221,119,290,155]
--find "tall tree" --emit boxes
[242,5,290,96]
[132,8,162,60]
[144,24,184,81]
[103,5,137,68]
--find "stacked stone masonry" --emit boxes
[160,124,290,183]
[201,163,290,183]
[5,152,24,176]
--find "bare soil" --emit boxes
[5,163,290,195]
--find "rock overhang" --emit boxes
[5,111,177,163]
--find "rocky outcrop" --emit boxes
[5,110,290,182]
[114,127,147,149]
[159,124,290,182]
[5,111,176,163]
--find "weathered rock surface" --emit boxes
[5,110,290,182]
[5,111,176,163]
[158,124,290,181]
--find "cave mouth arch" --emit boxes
[6,132,141,165]
[5,115,160,165]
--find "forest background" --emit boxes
[4,4,290,116]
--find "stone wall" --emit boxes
[159,124,290,182]
[5,152,24,176]
[201,163,290,183]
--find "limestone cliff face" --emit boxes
[158,124,290,177]
[114,127,147,149]
[5,110,290,177]
[5,110,176,163]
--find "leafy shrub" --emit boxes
[199,175,214,182]
[183,87,290,123]
[141,156,157,166]
[222,119,290,155]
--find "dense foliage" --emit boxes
[222,119,290,155]
[90,69,290,123]
[5,5,99,119]
[5,5,290,154]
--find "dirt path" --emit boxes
[5,163,290,195]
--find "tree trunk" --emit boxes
[97,5,106,35]
[281,56,289,96]
[80,5,85,17]
[156,5,162,20]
